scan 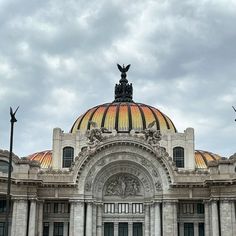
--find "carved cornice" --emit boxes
[204,178,236,186]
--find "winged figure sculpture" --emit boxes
[10,106,19,123]
[117,64,131,73]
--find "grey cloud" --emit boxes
[0,0,235,157]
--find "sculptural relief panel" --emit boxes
[104,173,141,198]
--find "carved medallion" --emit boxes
[105,173,140,197]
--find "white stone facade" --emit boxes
[0,126,236,236]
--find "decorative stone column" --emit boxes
[211,200,219,236]
[69,200,85,236]
[11,199,28,236]
[96,203,103,236]
[220,199,235,236]
[92,203,97,236]
[204,201,210,236]
[144,203,150,236]
[28,200,37,236]
[37,201,44,236]
[162,201,177,236]
[154,202,161,236]
[86,202,93,236]
[150,204,155,236]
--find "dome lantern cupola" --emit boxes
[114,64,133,102]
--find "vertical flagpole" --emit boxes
[5,107,19,236]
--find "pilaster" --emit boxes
[11,199,28,236]
[150,203,155,236]
[204,201,210,236]
[92,203,97,236]
[128,222,132,236]
[220,199,235,236]
[37,201,44,236]
[211,200,219,236]
[28,200,37,236]
[114,222,118,236]
[69,200,85,236]
[162,200,177,236]
[86,202,93,236]
[96,203,103,236]
[144,203,150,236]
[154,202,161,236]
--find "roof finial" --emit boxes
[114,64,133,102]
[117,64,130,83]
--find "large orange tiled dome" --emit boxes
[70,102,177,134]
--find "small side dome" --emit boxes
[28,150,52,168]
[195,150,221,169]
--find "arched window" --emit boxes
[62,147,74,168]
[0,160,11,173]
[173,147,184,168]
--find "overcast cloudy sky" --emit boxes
[0,0,236,158]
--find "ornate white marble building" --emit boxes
[0,65,236,236]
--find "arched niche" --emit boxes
[91,161,154,200]
[74,143,173,198]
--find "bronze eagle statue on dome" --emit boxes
[117,64,130,73]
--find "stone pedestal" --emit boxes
[162,201,177,236]
[11,199,28,236]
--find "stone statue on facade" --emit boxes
[142,121,161,147]
[86,121,108,148]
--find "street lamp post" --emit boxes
[4,107,19,236]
